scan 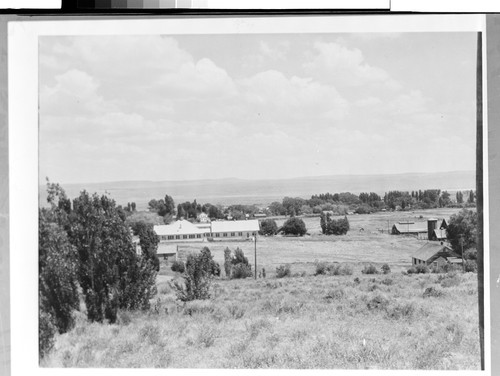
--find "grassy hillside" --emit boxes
[41,270,480,369]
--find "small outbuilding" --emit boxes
[411,242,460,267]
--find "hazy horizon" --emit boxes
[39,32,477,185]
[45,168,476,187]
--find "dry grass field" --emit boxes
[40,207,481,369]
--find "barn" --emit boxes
[411,242,460,267]
[392,218,449,241]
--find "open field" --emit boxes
[40,207,480,369]
[42,271,480,369]
[168,208,464,277]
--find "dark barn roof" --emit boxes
[412,242,458,263]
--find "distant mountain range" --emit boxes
[41,170,475,210]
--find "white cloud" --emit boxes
[304,41,401,90]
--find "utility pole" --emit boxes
[254,234,257,280]
[460,235,465,272]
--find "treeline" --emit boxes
[119,188,476,226]
[266,189,475,217]
[39,181,159,358]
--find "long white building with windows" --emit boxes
[154,219,260,243]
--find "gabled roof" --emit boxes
[412,242,456,262]
[211,219,260,233]
[392,222,427,233]
[154,220,205,236]
[433,229,447,239]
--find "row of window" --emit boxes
[159,232,257,241]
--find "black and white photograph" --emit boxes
[10,15,487,371]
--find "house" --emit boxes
[154,219,260,243]
[411,242,460,267]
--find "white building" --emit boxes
[154,219,260,243]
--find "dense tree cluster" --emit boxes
[320,213,350,235]
[259,219,278,236]
[281,217,307,236]
[39,181,158,357]
[446,209,478,256]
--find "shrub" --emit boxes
[315,261,328,276]
[259,219,278,236]
[381,278,393,286]
[464,248,477,260]
[171,260,185,273]
[224,247,232,278]
[464,259,477,273]
[324,288,345,300]
[440,275,461,288]
[275,264,292,278]
[423,286,445,298]
[386,302,416,320]
[381,264,391,274]
[232,263,253,279]
[408,265,429,274]
[230,248,253,279]
[366,294,389,310]
[330,264,353,276]
[173,247,217,302]
[415,264,430,274]
[362,264,379,275]
[281,217,307,236]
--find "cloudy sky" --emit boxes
[39,32,477,184]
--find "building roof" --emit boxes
[412,242,456,262]
[211,219,260,233]
[433,229,447,239]
[392,222,427,233]
[154,220,206,236]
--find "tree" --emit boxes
[468,190,475,204]
[456,191,464,204]
[163,194,176,216]
[268,201,287,216]
[446,209,478,256]
[132,222,160,271]
[230,247,252,279]
[39,211,80,334]
[68,191,157,323]
[259,219,278,236]
[281,217,307,236]
[320,213,350,235]
[174,247,219,301]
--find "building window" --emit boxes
[196,234,201,238]
[175,235,180,240]
[189,234,195,239]
[183,235,187,239]
[168,235,174,240]
[231,232,235,237]
[223,233,227,237]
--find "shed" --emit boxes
[411,242,459,267]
